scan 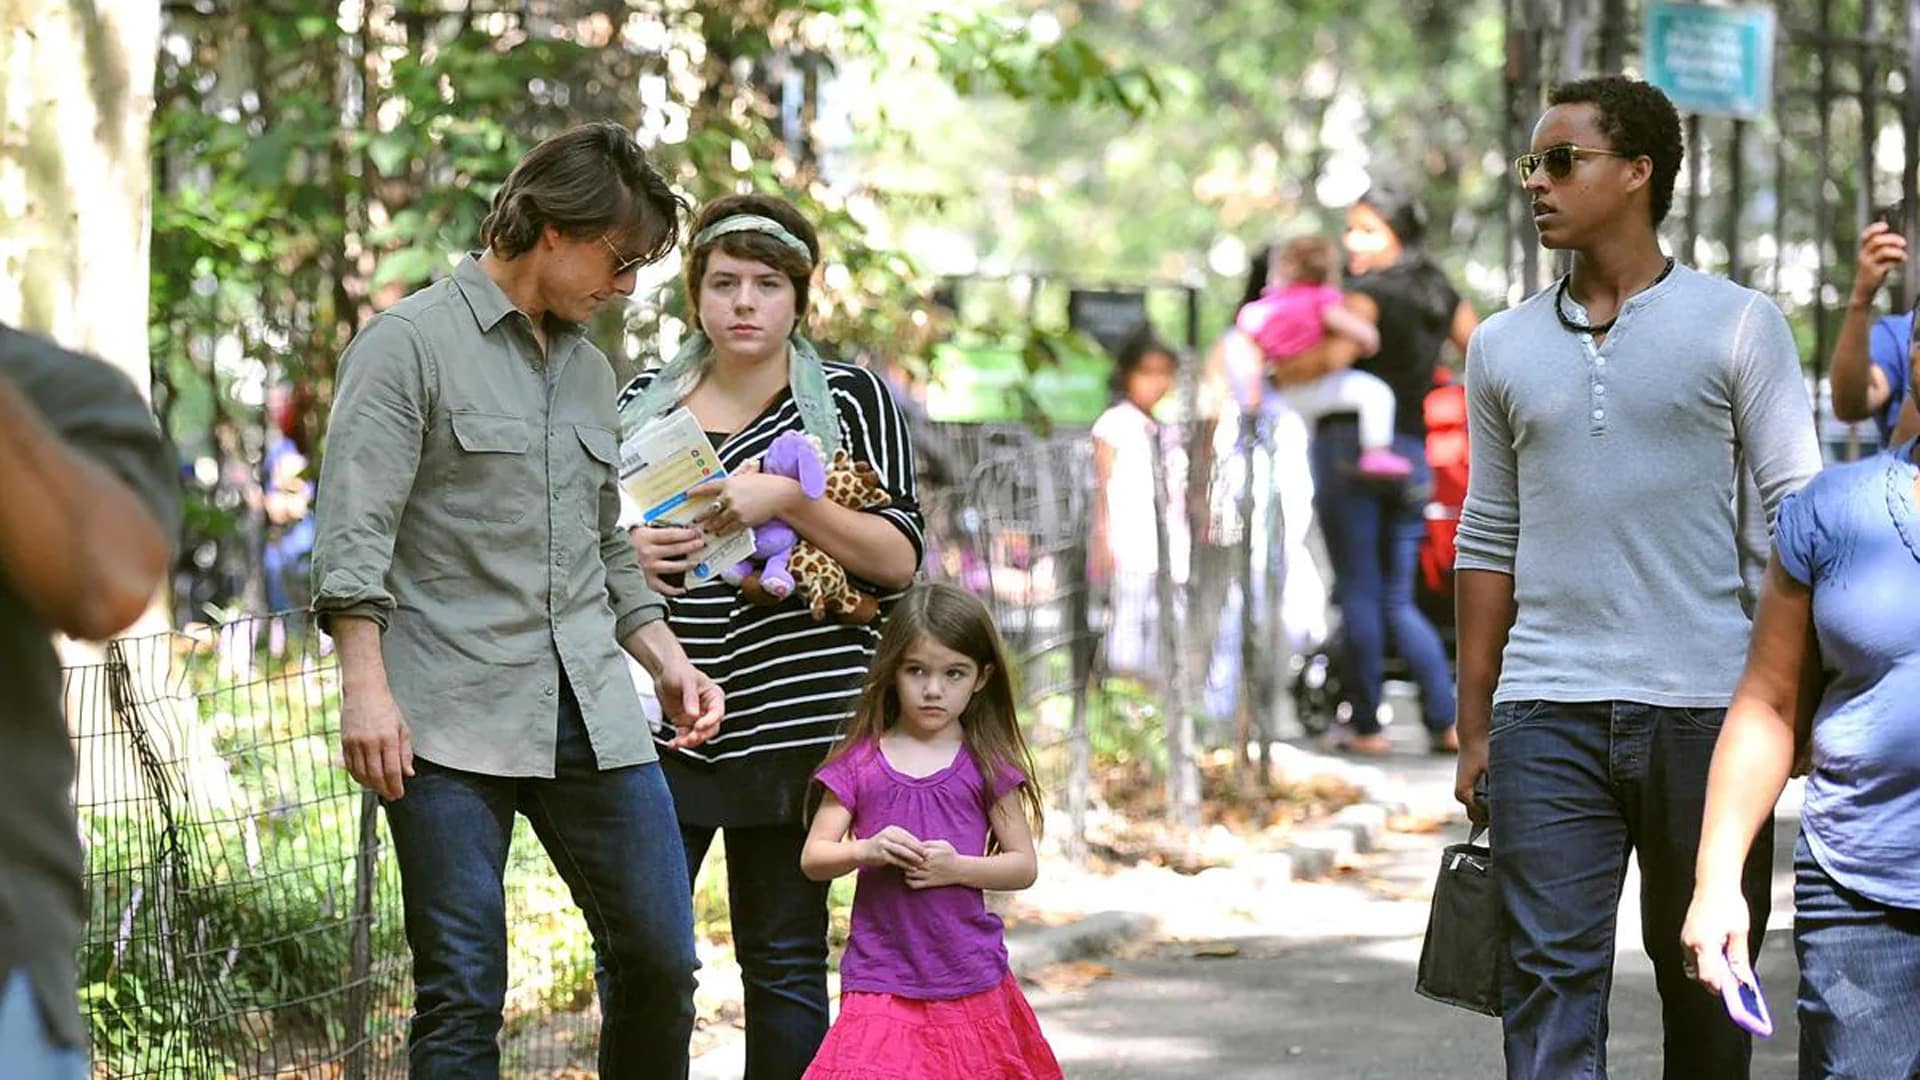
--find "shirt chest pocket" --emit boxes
[571,424,620,523]
[443,411,533,524]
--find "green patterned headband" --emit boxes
[692,214,815,264]
[619,213,840,455]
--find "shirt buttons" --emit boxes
[1595,356,1607,368]
[1592,409,1605,421]
[544,686,556,697]
[1594,384,1606,396]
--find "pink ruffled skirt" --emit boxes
[803,973,1063,1079]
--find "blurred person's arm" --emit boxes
[1829,223,1904,422]
[1271,293,1378,386]
[1088,435,1116,585]
[1682,554,1819,994]
[1451,329,1518,822]
[1893,389,1920,444]
[1449,299,1480,358]
[0,371,173,641]
[1219,332,1266,412]
[1322,302,1380,357]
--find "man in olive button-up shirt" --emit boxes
[312,123,720,1079]
[314,254,694,775]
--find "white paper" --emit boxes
[617,407,756,584]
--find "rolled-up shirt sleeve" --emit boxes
[1455,330,1519,575]
[311,315,433,632]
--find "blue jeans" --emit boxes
[1489,700,1771,1079]
[1310,421,1455,735]
[0,971,86,1080]
[384,684,699,1079]
[681,823,830,1080]
[1794,831,1920,1079]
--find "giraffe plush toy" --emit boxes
[786,450,893,623]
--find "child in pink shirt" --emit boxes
[800,583,1060,1079]
[1238,235,1412,479]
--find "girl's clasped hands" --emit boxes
[859,825,965,889]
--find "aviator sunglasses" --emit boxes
[1513,143,1630,185]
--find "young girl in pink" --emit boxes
[800,582,1061,1079]
[1238,234,1412,479]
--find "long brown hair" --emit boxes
[816,583,1045,838]
[478,121,685,263]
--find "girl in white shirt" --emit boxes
[1090,326,1185,676]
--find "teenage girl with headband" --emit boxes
[619,192,926,1078]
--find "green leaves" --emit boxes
[148,0,1167,470]
[368,247,441,292]
[366,133,410,179]
[923,10,1160,118]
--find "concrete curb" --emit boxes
[1271,744,1422,879]
[1007,910,1159,978]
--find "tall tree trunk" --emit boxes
[1,0,166,654]
[0,0,159,386]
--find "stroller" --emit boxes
[1293,372,1468,735]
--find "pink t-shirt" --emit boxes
[1236,282,1344,364]
[815,739,1026,999]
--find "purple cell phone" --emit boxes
[1721,960,1773,1038]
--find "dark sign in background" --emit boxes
[1067,288,1149,358]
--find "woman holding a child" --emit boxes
[618,193,924,1079]
[1262,185,1477,755]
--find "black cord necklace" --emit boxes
[1555,257,1676,337]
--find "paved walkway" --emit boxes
[1027,697,1806,1078]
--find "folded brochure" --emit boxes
[618,407,756,584]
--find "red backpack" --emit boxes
[1420,372,1470,595]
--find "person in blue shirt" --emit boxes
[1683,332,1920,1078]
[1829,221,1918,448]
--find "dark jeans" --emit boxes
[1794,831,1920,1080]
[1310,420,1455,735]
[681,823,830,1080]
[384,686,699,1079]
[1489,700,1772,1079]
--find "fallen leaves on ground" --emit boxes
[1028,960,1116,992]
[1083,756,1363,875]
[1388,813,1449,835]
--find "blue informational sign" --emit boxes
[1644,2,1776,119]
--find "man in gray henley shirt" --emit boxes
[1454,77,1821,1078]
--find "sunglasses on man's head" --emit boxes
[1513,143,1630,185]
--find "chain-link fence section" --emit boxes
[920,410,1300,848]
[926,426,1103,856]
[71,620,605,1078]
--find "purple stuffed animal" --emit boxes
[721,431,826,599]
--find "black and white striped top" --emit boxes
[616,361,924,827]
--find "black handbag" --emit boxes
[1415,824,1504,1016]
